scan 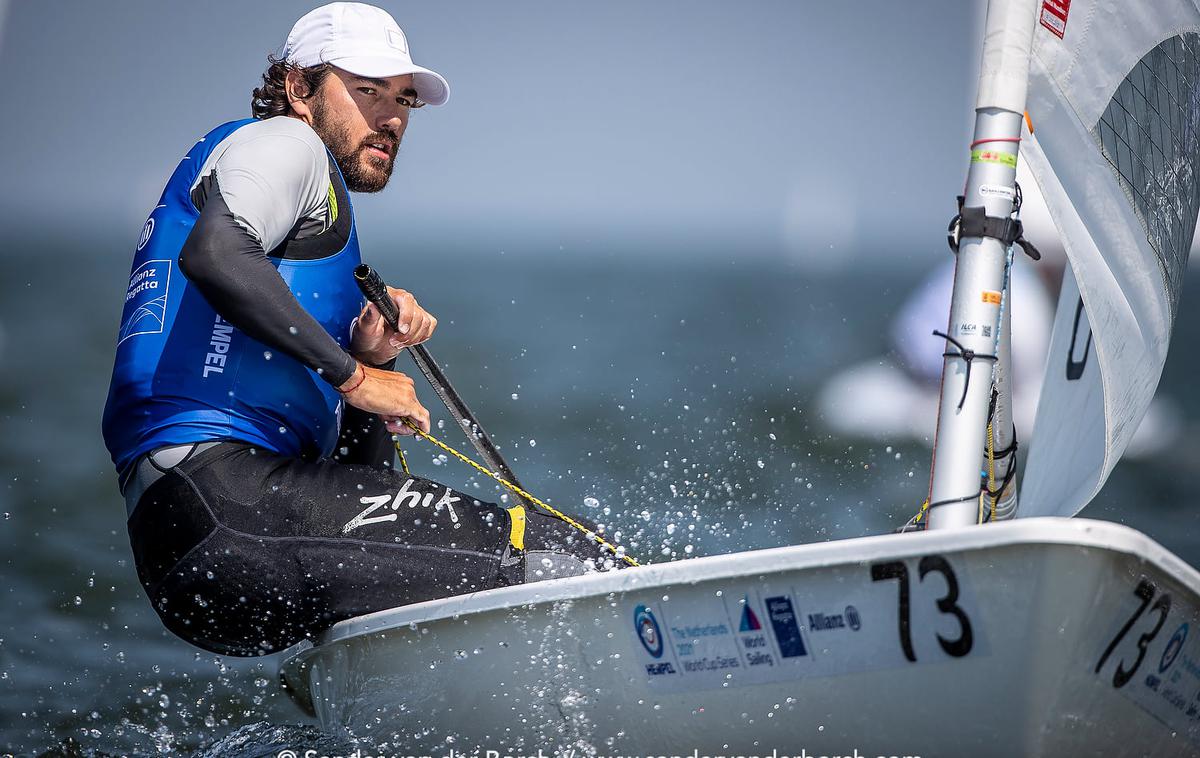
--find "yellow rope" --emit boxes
[393,420,640,567]
[396,441,411,477]
[912,499,930,526]
[986,418,998,523]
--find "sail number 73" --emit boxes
[1094,578,1171,689]
[870,555,974,662]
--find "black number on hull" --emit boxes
[1096,579,1172,689]
[871,555,973,662]
[920,555,974,658]
[872,561,915,662]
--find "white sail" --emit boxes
[1019,0,1200,516]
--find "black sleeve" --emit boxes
[178,182,358,387]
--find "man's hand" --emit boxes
[350,286,437,366]
[338,364,431,436]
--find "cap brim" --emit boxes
[328,55,450,106]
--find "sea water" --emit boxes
[4,244,1200,755]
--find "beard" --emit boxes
[310,98,398,193]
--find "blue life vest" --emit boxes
[102,119,362,478]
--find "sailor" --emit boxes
[102,2,606,657]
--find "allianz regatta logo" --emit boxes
[634,605,664,658]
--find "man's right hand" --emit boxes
[338,364,431,435]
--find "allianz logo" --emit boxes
[807,605,862,632]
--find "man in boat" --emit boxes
[102,2,607,657]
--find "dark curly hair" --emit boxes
[251,55,334,119]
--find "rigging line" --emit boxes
[984,464,1017,501]
[927,490,985,510]
[392,420,641,568]
[932,329,998,410]
[986,417,997,523]
[396,441,411,477]
[985,223,1018,524]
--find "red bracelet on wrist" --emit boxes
[339,364,366,394]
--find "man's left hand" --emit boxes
[350,286,437,366]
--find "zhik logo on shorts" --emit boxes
[342,478,461,533]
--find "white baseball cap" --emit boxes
[284,2,450,106]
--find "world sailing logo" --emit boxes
[634,604,664,658]
[739,596,762,632]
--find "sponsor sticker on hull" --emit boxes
[630,554,987,692]
[1096,579,1200,744]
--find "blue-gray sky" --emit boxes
[0,1,981,266]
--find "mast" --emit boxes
[926,0,1037,530]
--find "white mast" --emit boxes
[926,0,1038,530]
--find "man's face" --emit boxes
[308,68,416,193]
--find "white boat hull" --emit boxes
[281,518,1200,756]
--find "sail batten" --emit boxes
[1019,1,1200,517]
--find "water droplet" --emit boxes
[583,497,599,509]
[73,596,82,606]
[528,439,537,448]
[511,393,519,400]
[263,351,273,360]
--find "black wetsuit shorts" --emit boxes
[127,441,609,656]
